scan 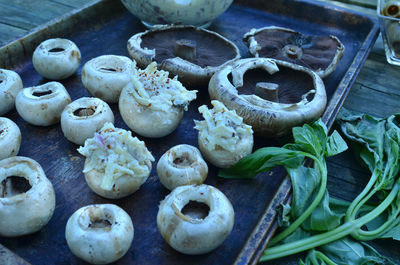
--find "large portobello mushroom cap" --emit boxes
[208,57,327,137]
[127,25,241,86]
[243,26,345,78]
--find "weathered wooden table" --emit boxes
[1,0,400,264]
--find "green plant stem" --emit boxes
[345,168,379,221]
[352,183,400,241]
[269,153,327,246]
[314,251,337,265]
[260,222,357,262]
[260,183,400,262]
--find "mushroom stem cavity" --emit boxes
[99,67,118,72]
[84,206,114,229]
[172,151,193,167]
[181,200,210,220]
[32,90,53,97]
[73,107,95,117]
[174,39,197,62]
[255,82,279,102]
[49,47,65,53]
[0,176,32,198]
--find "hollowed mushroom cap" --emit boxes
[78,122,155,199]
[243,26,345,78]
[65,204,134,264]
[127,25,241,86]
[82,55,133,103]
[157,184,234,255]
[0,118,21,160]
[61,97,114,145]
[208,57,327,137]
[0,69,23,116]
[0,156,56,237]
[156,144,208,190]
[16,82,71,126]
[33,38,81,80]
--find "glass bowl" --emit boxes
[120,0,234,28]
[377,0,400,65]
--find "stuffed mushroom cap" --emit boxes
[243,26,345,78]
[194,100,254,168]
[208,57,327,137]
[119,61,197,138]
[127,25,241,86]
[78,122,155,199]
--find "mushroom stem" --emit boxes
[174,39,197,62]
[282,44,303,60]
[255,82,279,102]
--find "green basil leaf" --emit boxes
[280,227,311,245]
[287,166,320,220]
[291,120,327,157]
[319,238,394,265]
[326,130,348,157]
[301,191,344,232]
[218,147,303,179]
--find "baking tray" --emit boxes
[0,0,379,264]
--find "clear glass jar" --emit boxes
[377,0,400,65]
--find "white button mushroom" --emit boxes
[33,38,81,80]
[119,61,197,138]
[77,122,155,199]
[157,184,234,255]
[194,100,254,168]
[61,97,114,145]
[0,69,23,116]
[65,204,134,264]
[82,55,133,103]
[15,82,71,126]
[0,156,56,237]
[0,117,21,160]
[156,144,208,190]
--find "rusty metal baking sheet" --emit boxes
[0,0,379,264]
